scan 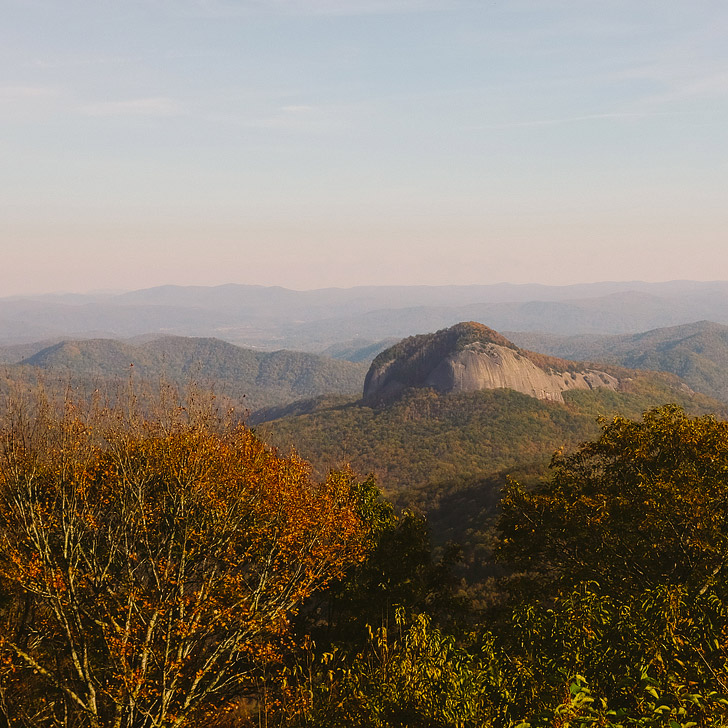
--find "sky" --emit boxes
[2,0,728,295]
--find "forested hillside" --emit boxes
[3,335,367,412]
[259,376,723,583]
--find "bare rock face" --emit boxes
[363,322,619,403]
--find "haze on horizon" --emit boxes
[3,0,728,297]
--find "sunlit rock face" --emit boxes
[363,322,619,403]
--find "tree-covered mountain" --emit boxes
[6,320,728,586]
[8,336,367,412]
[259,376,722,585]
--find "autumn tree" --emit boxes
[0,390,368,727]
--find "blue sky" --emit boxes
[2,0,728,294]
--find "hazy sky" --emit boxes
[2,0,728,295]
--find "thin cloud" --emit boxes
[245,103,343,132]
[81,97,182,117]
[30,55,138,70]
[637,69,728,108]
[0,85,63,118]
[465,110,692,131]
[172,0,463,17]
[0,85,60,100]
[271,0,460,14]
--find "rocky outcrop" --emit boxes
[363,322,619,403]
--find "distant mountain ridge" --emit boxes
[5,281,728,350]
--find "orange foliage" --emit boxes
[0,391,367,727]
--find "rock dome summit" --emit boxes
[363,321,619,403]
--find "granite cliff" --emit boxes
[363,321,619,403]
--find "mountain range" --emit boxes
[6,281,728,350]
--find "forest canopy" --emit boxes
[2,389,728,727]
